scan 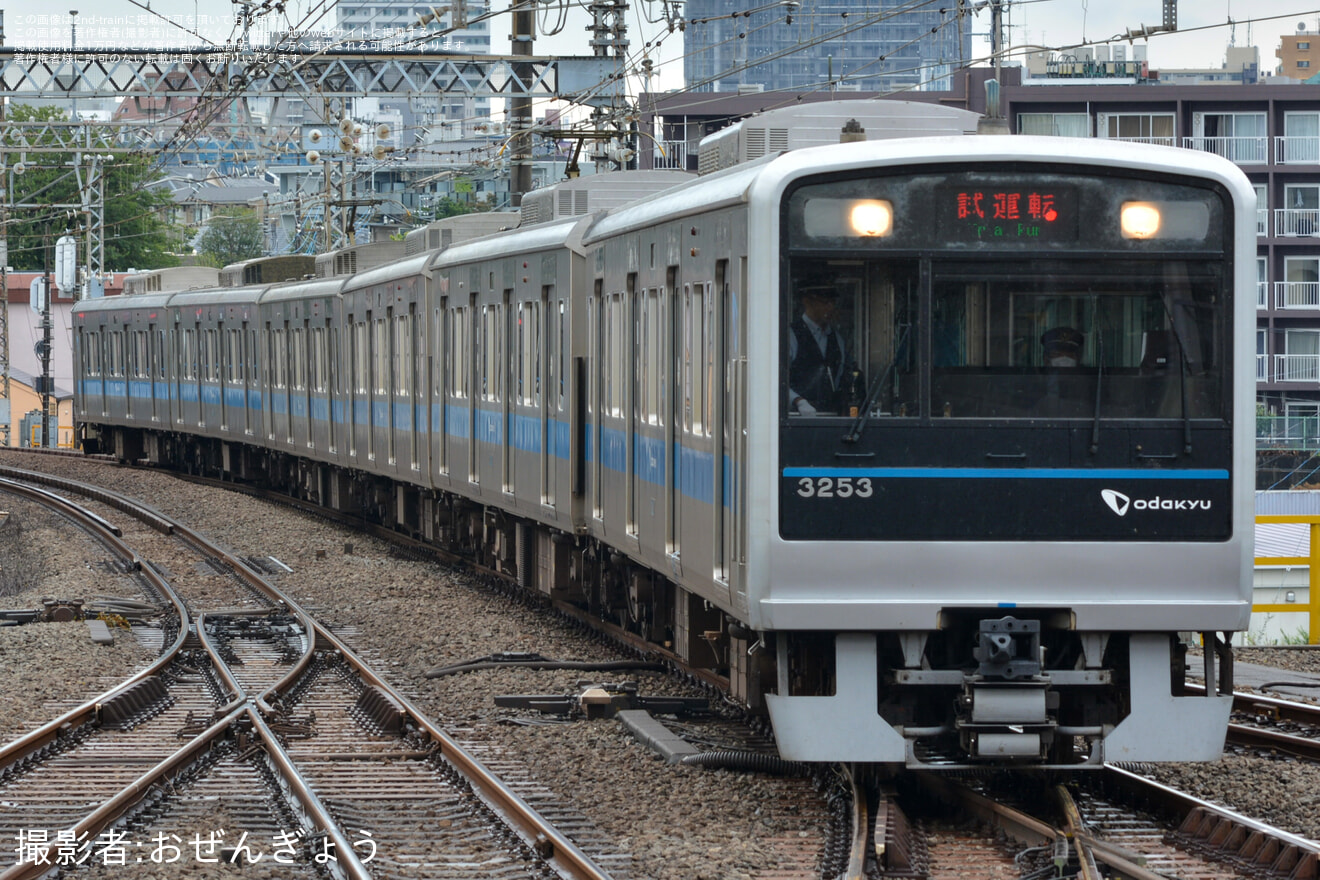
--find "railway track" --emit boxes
[8,451,1320,880]
[0,467,622,880]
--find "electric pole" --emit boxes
[510,0,535,207]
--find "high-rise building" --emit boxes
[682,1,972,94]
[334,0,492,136]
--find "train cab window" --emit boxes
[784,260,918,419]
[929,264,1224,420]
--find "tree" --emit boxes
[195,208,264,268]
[2,104,181,272]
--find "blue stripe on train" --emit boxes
[782,467,1230,480]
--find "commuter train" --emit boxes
[73,135,1255,768]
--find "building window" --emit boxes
[1017,112,1089,137]
[1195,112,1266,163]
[1300,41,1311,50]
[1102,113,1174,145]
[1302,60,1312,69]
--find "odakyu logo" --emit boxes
[1100,489,1212,516]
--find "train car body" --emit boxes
[73,136,1254,769]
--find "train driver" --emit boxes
[1041,326,1084,368]
[788,283,853,416]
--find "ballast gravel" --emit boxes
[3,453,1320,871]
[0,454,825,880]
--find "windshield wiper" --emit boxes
[843,325,910,444]
[1088,327,1105,454]
[1159,299,1194,456]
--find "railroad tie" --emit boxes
[98,676,175,730]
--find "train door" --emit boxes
[148,324,160,423]
[349,316,365,462]
[374,311,388,467]
[244,325,256,438]
[280,322,293,446]
[388,309,400,468]
[541,287,554,508]
[115,329,129,419]
[666,267,681,559]
[296,320,311,451]
[410,302,422,473]
[327,325,339,456]
[714,260,729,584]
[186,324,202,428]
[592,281,604,523]
[217,322,229,432]
[438,300,454,482]
[502,288,513,494]
[626,274,638,535]
[468,293,478,486]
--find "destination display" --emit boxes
[936,185,1080,243]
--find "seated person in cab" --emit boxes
[1041,325,1084,368]
[788,282,863,416]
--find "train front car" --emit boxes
[752,137,1255,768]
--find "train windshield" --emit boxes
[781,167,1230,423]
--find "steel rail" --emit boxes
[246,707,371,880]
[0,463,617,880]
[0,706,247,880]
[841,768,870,880]
[0,478,189,769]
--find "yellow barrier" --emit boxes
[1255,514,1320,644]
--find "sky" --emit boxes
[7,1,1320,89]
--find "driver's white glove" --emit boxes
[795,398,817,416]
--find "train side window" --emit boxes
[210,329,220,382]
[557,300,566,412]
[394,314,409,397]
[374,318,389,397]
[682,284,695,433]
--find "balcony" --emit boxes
[1258,414,1320,449]
[1274,353,1320,382]
[1183,136,1268,165]
[1274,208,1320,237]
[1275,281,1320,309]
[1109,136,1177,147]
[1276,136,1320,164]
[653,140,688,170]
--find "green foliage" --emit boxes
[3,105,181,272]
[195,208,264,268]
[1279,626,1313,645]
[432,197,477,220]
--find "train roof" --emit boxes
[121,266,221,295]
[169,284,268,305]
[586,135,1256,242]
[430,215,584,271]
[75,290,176,315]
[403,212,520,256]
[339,252,433,292]
[695,98,981,175]
[752,134,1256,198]
[581,157,772,242]
[261,276,348,302]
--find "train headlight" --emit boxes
[804,197,893,238]
[1121,202,1161,239]
[849,200,893,237]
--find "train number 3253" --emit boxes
[795,477,873,498]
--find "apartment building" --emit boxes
[682,0,971,94]
[997,77,1320,427]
